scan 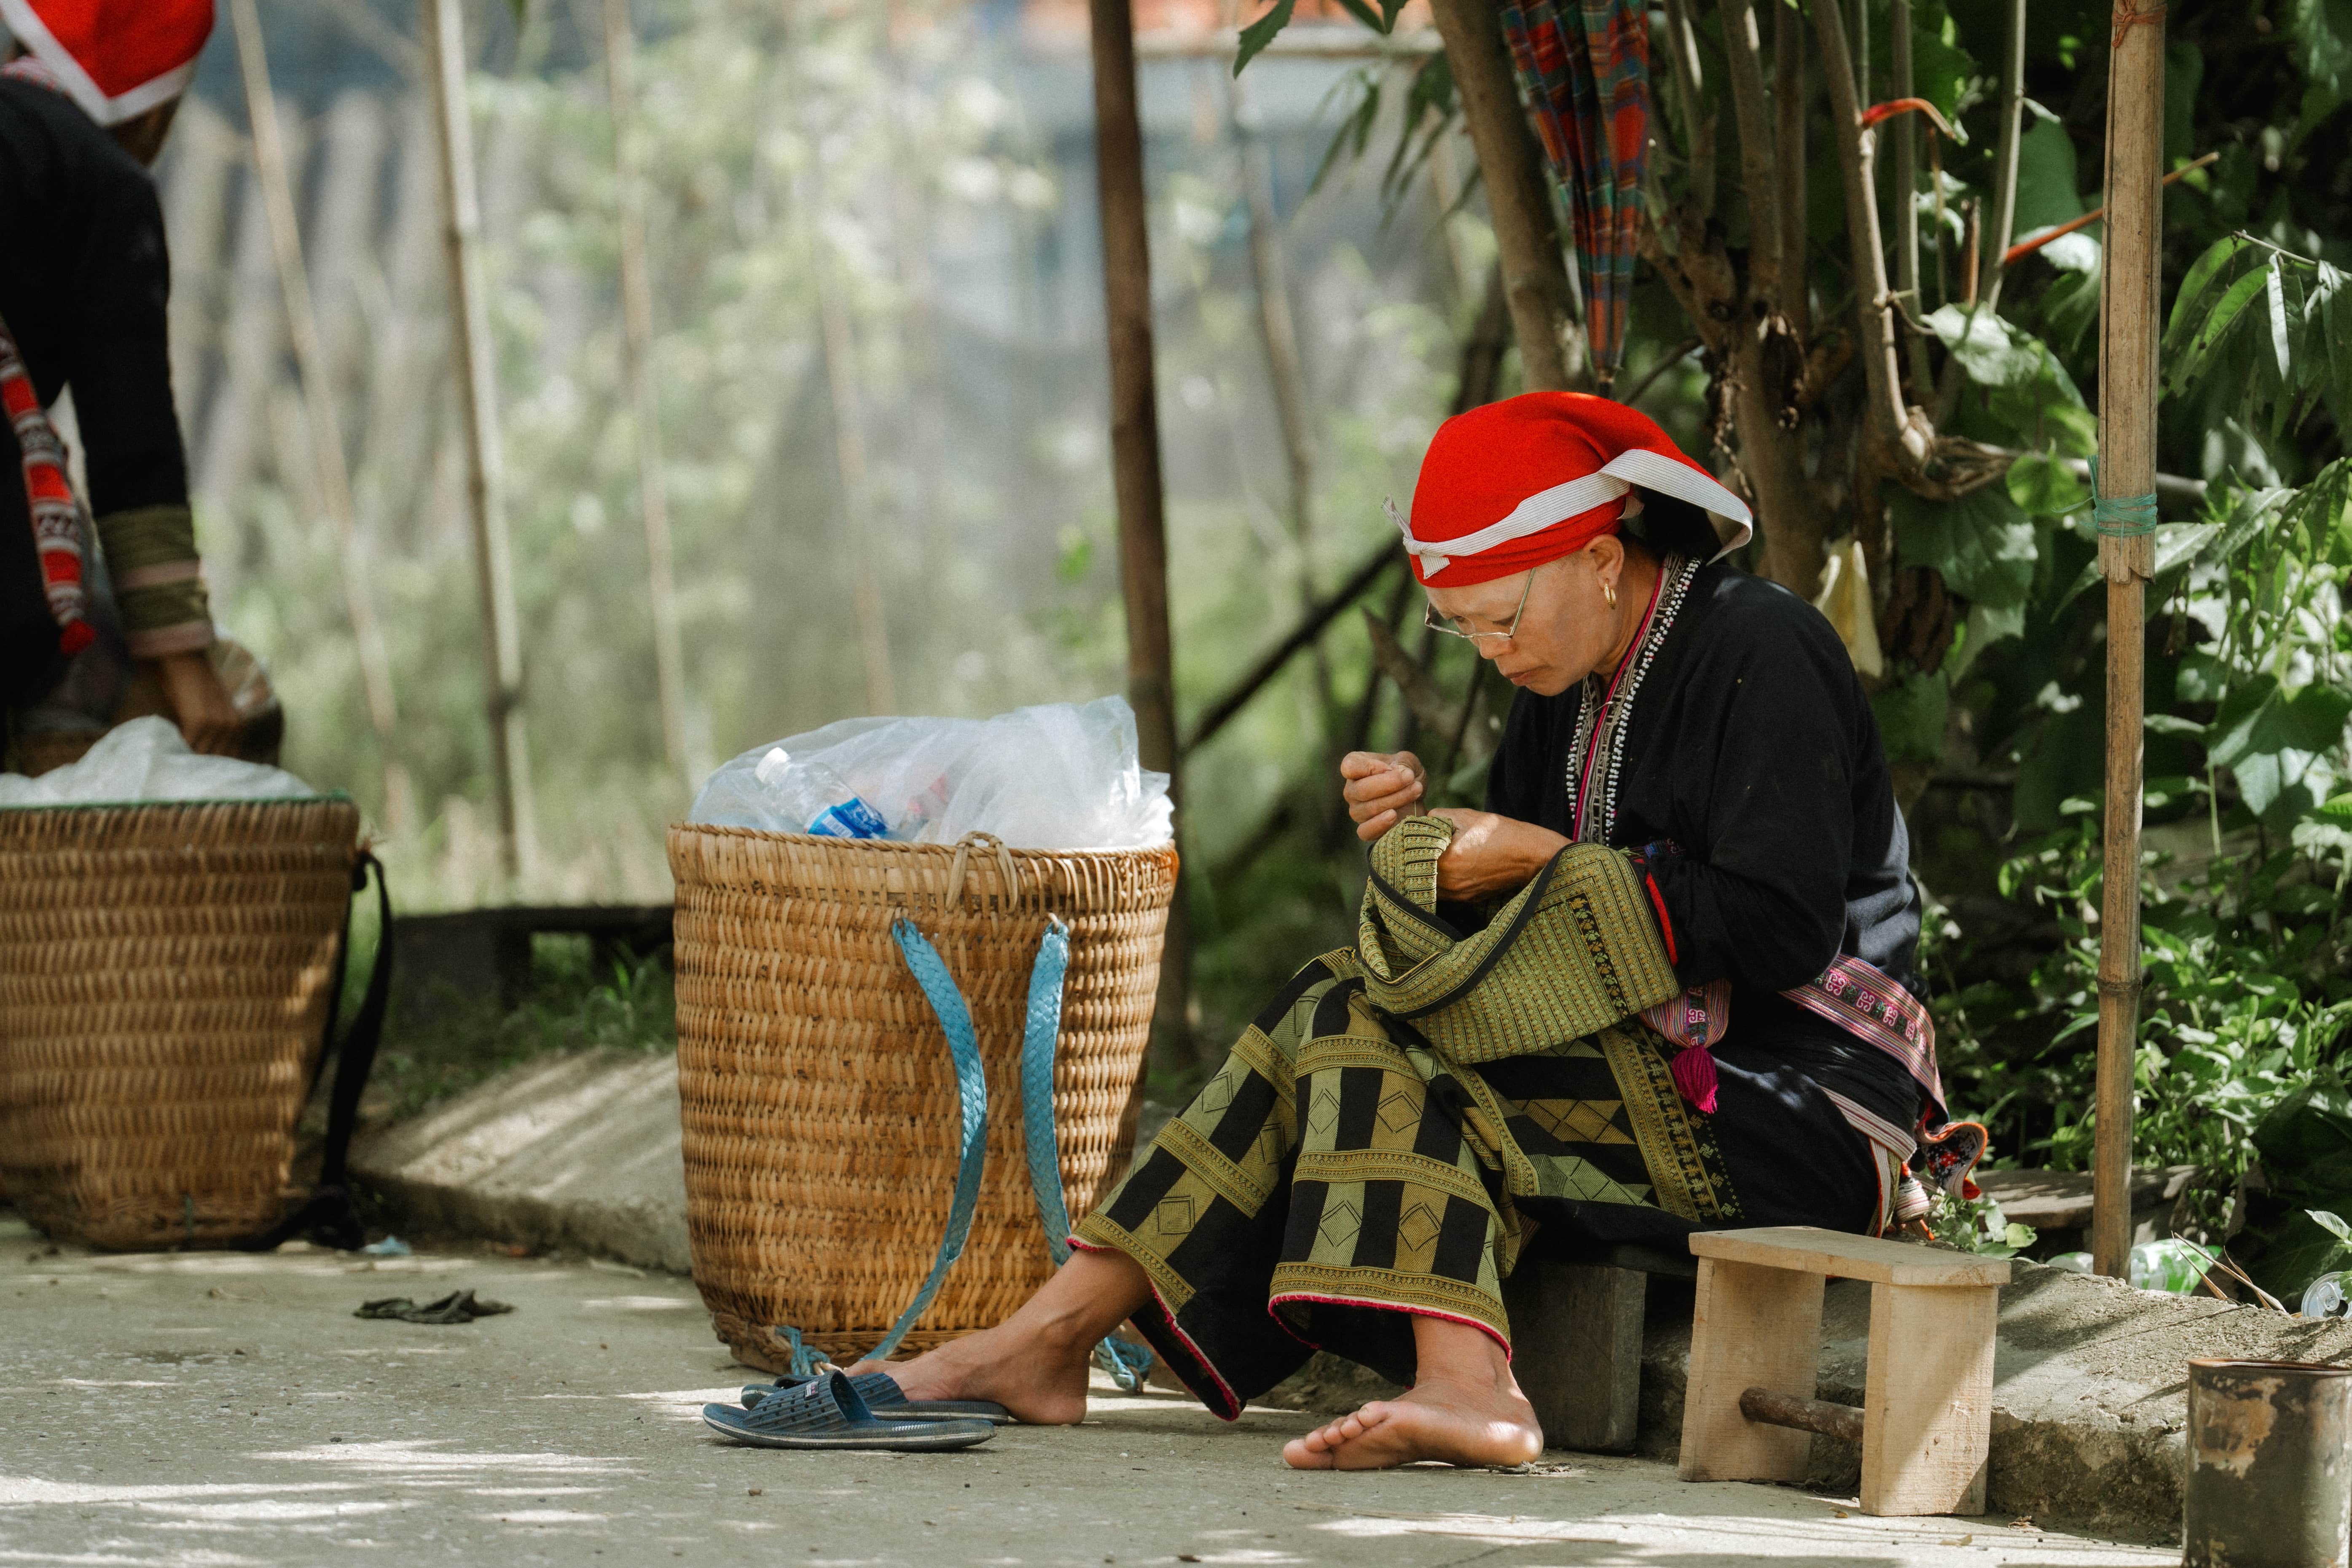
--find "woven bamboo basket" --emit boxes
[669,824,1177,1369]
[0,799,358,1249]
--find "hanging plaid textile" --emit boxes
[0,307,95,656]
[1499,0,1649,385]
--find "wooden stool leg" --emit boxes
[1860,1282,1999,1516]
[1678,1256,1824,1483]
[1502,1261,1645,1452]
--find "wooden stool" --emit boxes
[1676,1226,2011,1516]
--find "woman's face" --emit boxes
[1423,534,1627,698]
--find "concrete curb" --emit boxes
[352,1047,690,1273]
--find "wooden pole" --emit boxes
[1088,0,1192,1060]
[1427,0,1581,390]
[227,0,415,835]
[424,0,533,886]
[2092,0,2165,1281]
[603,0,693,801]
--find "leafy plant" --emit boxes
[1925,1188,2037,1257]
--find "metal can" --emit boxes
[2183,1359,2352,1568]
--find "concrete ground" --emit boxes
[0,1219,2173,1568]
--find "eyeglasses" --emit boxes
[1422,567,1536,644]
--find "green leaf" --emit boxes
[2164,236,2254,362]
[1927,305,2046,388]
[2310,1208,2352,1246]
[1235,0,1297,74]
[2177,651,2232,704]
[1331,0,1407,32]
[1890,484,2040,608]
[2285,0,2352,96]
[2169,268,2271,397]
[2319,793,2352,826]
[2266,260,2296,384]
[2326,274,2352,430]
[1873,670,1951,765]
[2010,102,2088,238]
[2007,452,2087,516]
[2211,681,2352,819]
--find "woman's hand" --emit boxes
[1340,749,1426,840]
[146,650,240,756]
[1428,808,1569,901]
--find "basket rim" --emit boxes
[667,821,1175,861]
[0,791,354,816]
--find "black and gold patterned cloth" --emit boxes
[1072,817,1880,1418]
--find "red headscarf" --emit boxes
[1391,392,1752,588]
[0,0,212,125]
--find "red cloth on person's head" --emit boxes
[0,0,212,126]
[1397,391,1751,588]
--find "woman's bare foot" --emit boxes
[1283,1312,1542,1470]
[846,1320,1093,1426]
[842,1248,1152,1426]
[1281,1377,1543,1470]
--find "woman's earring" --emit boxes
[1603,579,1618,611]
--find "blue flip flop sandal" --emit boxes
[738,1370,1013,1425]
[701,1369,995,1451]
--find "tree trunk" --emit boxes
[1088,0,1192,1062]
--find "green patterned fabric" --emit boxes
[1073,952,1738,1416]
[1354,814,1679,1064]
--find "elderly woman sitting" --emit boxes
[847,392,1966,1470]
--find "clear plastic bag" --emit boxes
[0,716,317,807]
[689,697,1173,851]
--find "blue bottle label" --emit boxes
[808,796,889,839]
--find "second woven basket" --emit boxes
[0,798,357,1249]
[669,825,1176,1370]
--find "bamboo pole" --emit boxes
[1089,0,1193,1060]
[602,0,692,800]
[424,0,533,886]
[2092,0,2166,1282]
[227,0,414,835]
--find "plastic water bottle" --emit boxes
[754,748,887,839]
[2303,1272,2352,1319]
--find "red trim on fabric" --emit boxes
[1067,1236,1242,1422]
[1264,1291,1513,1364]
[1641,869,1676,964]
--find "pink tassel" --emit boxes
[1669,1045,1718,1114]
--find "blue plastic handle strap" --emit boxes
[859,918,993,1365]
[1020,918,1075,1263]
[1017,918,1154,1393]
[769,1323,828,1378]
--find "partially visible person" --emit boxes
[0,0,240,765]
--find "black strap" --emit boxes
[248,849,393,1251]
